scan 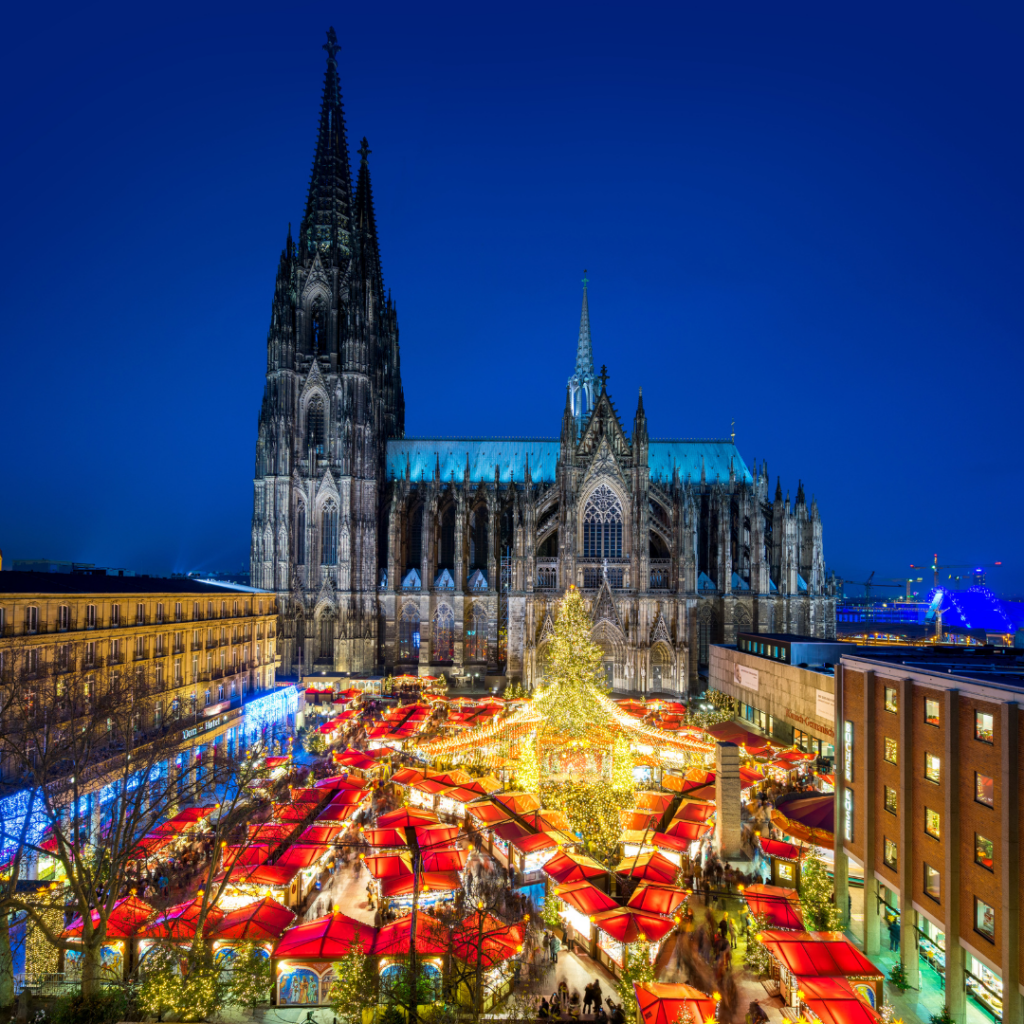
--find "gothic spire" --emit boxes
[300,27,354,265]
[567,271,597,433]
[354,136,383,294]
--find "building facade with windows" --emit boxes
[0,572,281,788]
[834,651,1024,1024]
[250,29,837,691]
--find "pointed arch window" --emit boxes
[433,606,455,662]
[408,505,423,571]
[307,398,325,456]
[439,506,456,572]
[311,299,327,355]
[295,503,306,564]
[319,616,334,659]
[466,605,488,662]
[398,606,420,661]
[321,501,338,565]
[583,485,623,558]
[469,508,488,570]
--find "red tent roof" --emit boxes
[592,907,675,944]
[274,912,377,957]
[364,828,410,848]
[168,805,218,825]
[264,756,290,768]
[634,982,717,1024]
[298,824,345,845]
[222,843,272,869]
[380,870,462,898]
[627,883,689,916]
[494,792,541,814]
[377,807,439,828]
[509,831,559,854]
[492,820,534,844]
[322,788,369,806]
[230,863,301,888]
[276,844,328,871]
[798,978,883,1024]
[743,884,804,930]
[705,721,771,749]
[374,913,449,956]
[363,853,412,879]
[674,801,715,823]
[421,847,468,873]
[451,913,525,967]
[622,809,661,831]
[66,895,155,938]
[137,895,224,940]
[759,931,883,980]
[759,838,801,860]
[392,767,428,786]
[663,820,712,842]
[416,824,462,848]
[543,850,608,885]
[209,896,295,941]
[614,850,679,884]
[314,775,364,791]
[466,802,511,826]
[636,792,675,813]
[554,881,619,917]
[273,803,315,822]
[289,788,328,804]
[247,822,297,844]
[776,794,835,832]
[335,749,378,769]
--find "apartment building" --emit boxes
[0,571,281,787]
[835,648,1024,1024]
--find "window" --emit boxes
[884,838,898,869]
[924,698,940,726]
[975,772,994,807]
[466,605,488,661]
[319,617,334,658]
[85,641,96,666]
[221,601,227,617]
[321,500,338,564]
[193,601,200,620]
[155,665,164,688]
[110,604,120,627]
[295,503,306,564]
[398,606,420,661]
[843,788,853,841]
[135,636,145,658]
[843,721,853,781]
[136,603,145,625]
[155,702,162,729]
[582,484,623,558]
[433,605,455,662]
[233,600,239,617]
[924,752,941,783]
[975,834,994,871]
[57,605,70,630]
[0,608,5,635]
[86,604,96,628]
[258,600,264,615]
[192,656,198,681]
[975,711,994,744]
[924,864,941,901]
[174,659,182,684]
[884,786,898,814]
[884,686,898,713]
[205,690,211,706]
[175,602,182,622]
[25,606,38,633]
[306,397,325,455]
[975,898,995,941]
[884,737,898,764]
[925,808,941,840]
[110,638,121,662]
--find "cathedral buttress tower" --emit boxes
[251,28,404,678]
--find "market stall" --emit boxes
[633,981,717,1024]
[551,880,619,956]
[65,895,155,982]
[755,837,802,888]
[590,907,675,977]
[614,850,679,885]
[796,977,883,1024]
[742,884,804,929]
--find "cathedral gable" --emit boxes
[592,579,624,633]
[576,390,631,461]
[579,436,629,494]
[315,467,339,504]
[650,610,672,646]
[300,250,331,305]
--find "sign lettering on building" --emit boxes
[815,689,835,721]
[734,664,759,692]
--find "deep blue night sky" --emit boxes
[1,1,1021,595]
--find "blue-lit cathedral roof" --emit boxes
[384,276,753,486]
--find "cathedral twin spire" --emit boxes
[300,26,355,262]
[567,271,597,433]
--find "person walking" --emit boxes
[888,916,901,951]
[550,933,561,964]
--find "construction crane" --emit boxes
[884,577,924,600]
[846,571,902,599]
[909,554,1004,588]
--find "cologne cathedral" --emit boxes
[251,29,837,692]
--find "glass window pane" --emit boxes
[884,838,898,869]
[975,712,994,743]
[884,737,898,764]
[925,753,941,783]
[924,699,940,726]
[884,686,898,713]
[884,786,898,814]
[925,808,941,840]
[975,899,995,941]
[925,864,941,901]
[975,834,994,870]
[975,773,994,807]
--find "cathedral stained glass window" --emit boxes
[398,606,420,661]
[307,399,325,456]
[433,605,455,662]
[321,501,338,565]
[583,485,623,558]
[466,605,488,662]
[295,503,306,564]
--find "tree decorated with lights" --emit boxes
[799,847,842,931]
[139,944,223,1021]
[742,914,773,975]
[225,941,273,1017]
[616,940,657,1024]
[331,942,378,1024]
[611,732,635,795]
[512,731,540,791]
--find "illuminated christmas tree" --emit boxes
[512,732,540,791]
[799,847,842,931]
[611,732,635,795]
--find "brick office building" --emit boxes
[834,649,1024,1024]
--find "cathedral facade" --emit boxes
[251,30,837,693]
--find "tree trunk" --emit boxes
[0,916,13,1008]
[79,942,102,998]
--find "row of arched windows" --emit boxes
[396,605,488,663]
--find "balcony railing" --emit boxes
[649,560,671,590]
[536,559,558,590]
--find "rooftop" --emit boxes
[0,571,272,597]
